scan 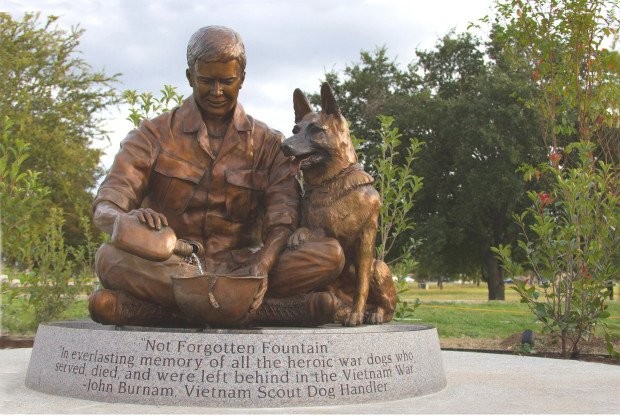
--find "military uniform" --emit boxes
[94,97,343,315]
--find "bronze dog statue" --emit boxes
[281,83,397,326]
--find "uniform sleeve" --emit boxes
[93,122,160,213]
[261,130,300,236]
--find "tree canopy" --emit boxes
[492,0,620,163]
[0,12,119,245]
[317,32,545,299]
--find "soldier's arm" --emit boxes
[93,121,162,235]
[94,201,169,235]
[250,130,301,275]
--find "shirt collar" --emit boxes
[182,95,252,133]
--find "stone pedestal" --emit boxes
[26,321,446,407]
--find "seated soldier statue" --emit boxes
[88,26,345,327]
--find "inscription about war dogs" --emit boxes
[54,337,417,401]
[27,324,446,407]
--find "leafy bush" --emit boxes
[123,85,184,128]
[1,118,96,333]
[369,116,424,320]
[0,117,53,268]
[494,142,619,357]
[373,115,424,264]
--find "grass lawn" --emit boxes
[408,301,539,338]
[401,282,620,340]
[2,283,618,341]
[404,282,523,302]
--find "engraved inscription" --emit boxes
[31,326,445,407]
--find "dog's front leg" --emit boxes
[343,226,375,326]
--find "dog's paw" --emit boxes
[287,227,312,250]
[364,310,385,325]
[341,311,364,327]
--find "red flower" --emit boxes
[538,192,554,207]
[549,151,562,167]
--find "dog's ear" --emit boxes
[293,88,313,123]
[320,82,341,117]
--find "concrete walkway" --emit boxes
[2,347,618,414]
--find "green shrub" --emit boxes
[494,142,619,357]
[369,116,423,320]
[123,85,184,128]
[1,117,96,332]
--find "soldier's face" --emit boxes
[186,60,245,119]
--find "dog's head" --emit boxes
[281,83,357,184]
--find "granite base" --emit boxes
[26,321,446,407]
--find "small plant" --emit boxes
[366,116,424,320]
[123,85,184,128]
[372,115,424,263]
[393,291,422,321]
[516,342,534,355]
[494,142,619,358]
[390,257,422,321]
[0,117,53,268]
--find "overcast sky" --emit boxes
[5,0,495,168]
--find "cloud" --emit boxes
[5,0,493,168]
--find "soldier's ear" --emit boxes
[293,88,312,123]
[320,82,341,117]
[186,68,194,87]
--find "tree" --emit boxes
[1,118,94,331]
[410,32,545,300]
[0,12,119,246]
[317,32,544,300]
[315,47,416,172]
[491,0,619,355]
[492,0,620,161]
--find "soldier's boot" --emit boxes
[88,288,196,328]
[247,292,341,326]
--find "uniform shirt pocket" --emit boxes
[151,152,204,214]
[225,169,268,222]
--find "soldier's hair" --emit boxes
[186,26,246,71]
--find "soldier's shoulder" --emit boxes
[249,115,285,142]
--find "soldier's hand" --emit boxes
[127,208,168,230]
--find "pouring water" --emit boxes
[190,252,204,274]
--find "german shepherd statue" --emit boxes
[281,82,397,326]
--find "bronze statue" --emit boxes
[282,83,396,325]
[88,26,394,328]
[88,26,344,328]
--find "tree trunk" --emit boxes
[484,250,505,300]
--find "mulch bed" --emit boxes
[441,332,620,365]
[0,336,34,349]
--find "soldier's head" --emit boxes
[186,26,246,71]
[186,26,246,119]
